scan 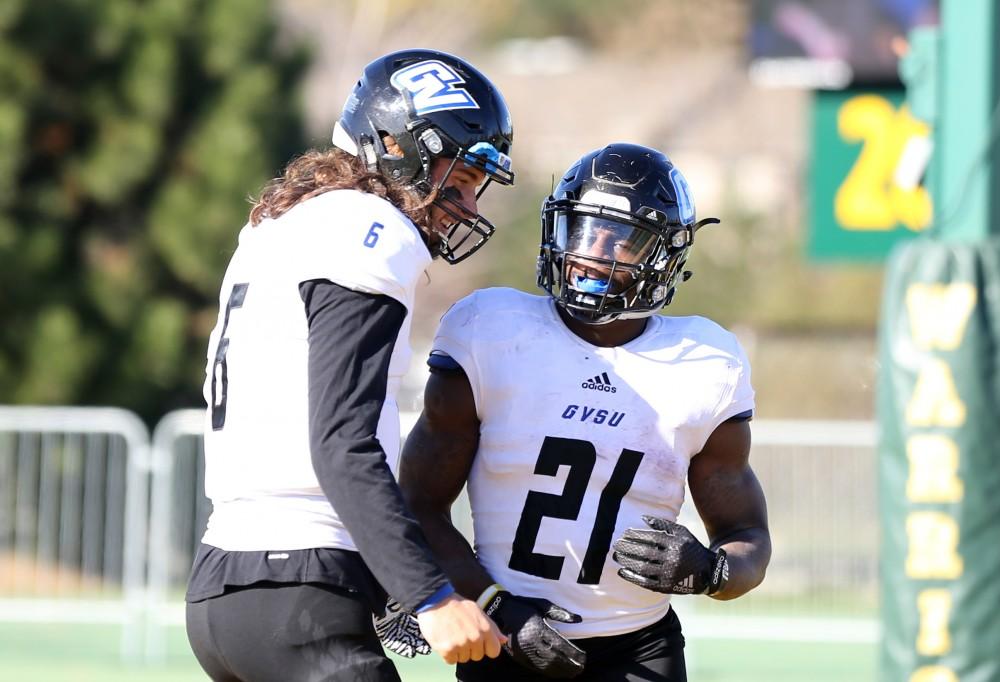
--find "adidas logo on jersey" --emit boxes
[581,372,617,393]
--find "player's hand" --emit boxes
[612,515,729,595]
[415,594,506,664]
[482,590,586,679]
[373,598,431,658]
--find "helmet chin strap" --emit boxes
[560,301,618,326]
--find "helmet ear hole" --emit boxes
[379,132,403,159]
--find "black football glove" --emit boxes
[612,515,729,595]
[482,591,586,679]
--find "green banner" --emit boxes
[878,237,1000,681]
[810,89,932,262]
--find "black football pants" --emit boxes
[456,607,687,682]
[186,581,401,682]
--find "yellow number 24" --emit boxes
[835,94,932,232]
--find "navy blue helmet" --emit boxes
[538,143,719,324]
[334,49,514,263]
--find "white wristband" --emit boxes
[476,583,504,611]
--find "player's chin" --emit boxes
[422,226,446,257]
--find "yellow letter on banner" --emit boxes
[915,589,953,656]
[906,360,966,427]
[906,283,977,351]
[910,666,958,682]
[906,512,963,579]
[906,435,964,503]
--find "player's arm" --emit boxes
[687,418,771,600]
[401,359,587,678]
[399,362,494,600]
[302,279,503,663]
[302,278,448,609]
[613,418,770,600]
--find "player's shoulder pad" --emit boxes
[664,315,747,356]
[309,190,422,242]
[451,286,542,317]
[439,287,542,332]
[297,190,430,299]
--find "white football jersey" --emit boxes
[433,288,755,638]
[200,189,431,552]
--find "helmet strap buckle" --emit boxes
[359,135,379,172]
[419,129,444,155]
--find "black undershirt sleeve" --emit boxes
[300,278,449,612]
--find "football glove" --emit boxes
[612,515,729,596]
[373,598,431,658]
[482,590,586,679]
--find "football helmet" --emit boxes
[333,49,514,263]
[537,143,719,324]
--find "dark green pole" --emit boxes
[931,0,1000,241]
[879,1,1000,680]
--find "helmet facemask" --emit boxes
[539,199,706,324]
[415,136,514,264]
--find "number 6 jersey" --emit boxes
[432,287,755,638]
[199,189,431,552]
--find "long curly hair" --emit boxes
[249,148,432,228]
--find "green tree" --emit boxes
[0,0,307,422]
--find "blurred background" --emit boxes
[0,0,944,680]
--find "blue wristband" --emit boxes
[414,582,456,614]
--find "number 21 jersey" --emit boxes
[432,287,755,638]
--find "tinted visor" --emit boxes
[555,213,659,265]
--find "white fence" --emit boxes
[0,406,879,663]
[0,407,151,661]
[676,419,880,644]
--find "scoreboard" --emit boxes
[809,89,932,261]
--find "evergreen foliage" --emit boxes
[0,0,307,421]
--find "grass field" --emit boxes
[0,621,877,681]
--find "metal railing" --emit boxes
[0,406,151,662]
[0,406,879,663]
[677,419,879,644]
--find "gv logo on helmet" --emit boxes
[390,60,480,115]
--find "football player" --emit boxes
[185,49,515,682]
[399,143,771,681]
